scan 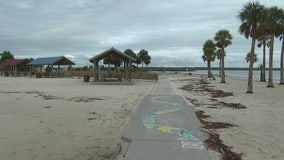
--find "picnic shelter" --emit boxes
[89,47,136,82]
[28,56,75,77]
[0,59,31,76]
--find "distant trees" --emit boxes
[102,48,151,68]
[124,49,137,60]
[0,51,14,62]
[137,49,151,68]
[257,35,270,82]
[202,40,216,80]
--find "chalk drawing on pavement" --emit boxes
[142,95,204,149]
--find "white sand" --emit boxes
[169,73,284,160]
[0,77,156,160]
[1,74,283,160]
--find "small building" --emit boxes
[0,59,31,76]
[28,56,75,78]
[89,47,136,82]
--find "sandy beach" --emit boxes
[0,74,283,160]
[0,77,155,160]
[169,73,284,160]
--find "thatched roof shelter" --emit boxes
[89,47,136,82]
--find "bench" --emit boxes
[101,73,123,81]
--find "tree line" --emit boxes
[0,51,14,63]
[0,49,151,71]
[203,1,284,93]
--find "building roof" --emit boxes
[28,56,75,65]
[89,47,136,63]
[0,59,30,66]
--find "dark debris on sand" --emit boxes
[204,131,243,160]
[195,110,243,160]
[182,77,244,160]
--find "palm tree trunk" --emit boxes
[221,48,226,83]
[261,44,266,82]
[219,59,221,77]
[247,38,256,93]
[267,34,274,87]
[280,35,284,84]
[207,60,211,78]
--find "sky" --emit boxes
[0,0,283,67]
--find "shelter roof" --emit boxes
[28,56,75,65]
[89,47,136,63]
[0,59,30,66]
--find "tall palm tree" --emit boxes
[214,29,233,83]
[279,9,284,84]
[237,1,266,93]
[266,6,283,88]
[202,39,216,80]
[257,35,270,82]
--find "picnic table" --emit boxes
[101,73,123,81]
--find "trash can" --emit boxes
[83,75,90,82]
[36,73,42,78]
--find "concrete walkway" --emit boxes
[121,79,211,160]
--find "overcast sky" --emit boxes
[0,0,283,67]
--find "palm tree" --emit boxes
[216,49,224,77]
[246,52,258,63]
[257,35,270,82]
[144,54,151,67]
[124,48,137,70]
[279,9,284,84]
[138,49,149,68]
[266,6,283,88]
[237,1,266,93]
[124,49,137,59]
[202,39,216,80]
[214,29,233,83]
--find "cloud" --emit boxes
[0,0,283,67]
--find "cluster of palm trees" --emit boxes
[124,49,151,68]
[202,30,233,83]
[237,1,284,93]
[103,49,151,68]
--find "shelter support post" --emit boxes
[58,65,60,77]
[123,62,126,79]
[128,59,132,82]
[94,60,99,81]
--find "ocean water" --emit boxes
[193,70,281,82]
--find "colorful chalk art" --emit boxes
[143,95,204,150]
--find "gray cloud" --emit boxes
[0,0,283,67]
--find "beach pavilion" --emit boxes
[0,59,31,76]
[28,56,75,78]
[89,47,136,82]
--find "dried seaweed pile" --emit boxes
[180,77,244,160]
[196,110,243,160]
